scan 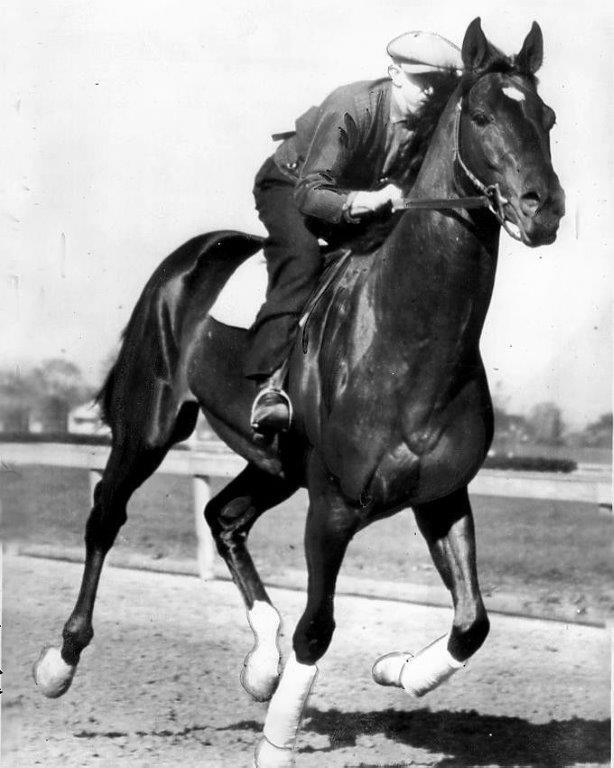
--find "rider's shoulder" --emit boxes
[320,78,389,115]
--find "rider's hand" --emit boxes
[349,184,403,218]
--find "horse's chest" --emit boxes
[321,376,492,508]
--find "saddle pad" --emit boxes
[208,251,268,328]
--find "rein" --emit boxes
[395,100,523,242]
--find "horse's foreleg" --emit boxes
[33,442,168,698]
[205,463,298,702]
[372,486,489,697]
[255,455,358,768]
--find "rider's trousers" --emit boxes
[244,157,322,380]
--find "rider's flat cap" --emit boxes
[387,31,463,73]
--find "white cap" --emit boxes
[387,31,463,73]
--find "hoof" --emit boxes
[253,737,295,768]
[372,650,413,688]
[373,635,465,697]
[33,646,76,698]
[241,646,280,702]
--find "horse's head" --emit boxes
[457,18,565,246]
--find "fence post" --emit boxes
[88,469,103,504]
[192,475,215,580]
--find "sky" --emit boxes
[1,0,612,427]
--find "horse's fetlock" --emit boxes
[63,619,93,644]
[294,616,335,664]
[451,611,489,659]
[62,619,93,663]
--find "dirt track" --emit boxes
[2,554,610,767]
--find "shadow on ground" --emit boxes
[221,707,610,767]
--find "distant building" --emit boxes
[530,402,564,445]
[68,401,110,436]
[38,396,71,433]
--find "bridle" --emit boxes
[395,98,523,242]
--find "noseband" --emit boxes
[396,99,523,242]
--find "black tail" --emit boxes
[94,231,262,434]
[95,363,116,426]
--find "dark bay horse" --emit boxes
[34,18,564,768]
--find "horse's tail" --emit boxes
[96,231,262,436]
[95,364,116,427]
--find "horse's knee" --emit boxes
[293,612,335,665]
[204,495,223,531]
[450,610,490,660]
[205,496,251,553]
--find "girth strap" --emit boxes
[299,249,352,354]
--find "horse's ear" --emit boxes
[461,17,499,72]
[515,21,544,74]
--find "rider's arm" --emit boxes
[294,87,401,223]
[293,88,360,224]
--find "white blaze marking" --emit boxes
[502,86,525,102]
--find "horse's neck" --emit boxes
[371,98,500,347]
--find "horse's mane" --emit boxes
[346,55,538,255]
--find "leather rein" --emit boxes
[394,99,523,242]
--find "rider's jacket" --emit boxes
[272,78,417,224]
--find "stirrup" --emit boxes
[250,387,293,432]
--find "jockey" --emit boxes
[247,31,463,436]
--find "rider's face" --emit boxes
[389,65,436,113]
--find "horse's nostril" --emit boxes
[520,191,540,216]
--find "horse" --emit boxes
[34,17,565,768]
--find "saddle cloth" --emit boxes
[209,251,268,328]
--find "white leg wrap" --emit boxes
[32,646,77,699]
[254,652,317,767]
[253,737,296,768]
[241,601,282,702]
[400,634,465,697]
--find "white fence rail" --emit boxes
[1,440,611,580]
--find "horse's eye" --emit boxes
[472,111,492,127]
[543,106,557,131]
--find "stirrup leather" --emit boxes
[250,387,293,432]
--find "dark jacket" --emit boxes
[273,78,398,224]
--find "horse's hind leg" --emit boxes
[372,486,490,697]
[204,463,299,701]
[33,402,198,698]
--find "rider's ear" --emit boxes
[515,22,544,75]
[388,63,403,86]
[461,17,499,73]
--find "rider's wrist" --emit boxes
[343,192,361,223]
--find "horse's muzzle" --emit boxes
[509,177,566,247]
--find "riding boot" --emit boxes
[250,368,292,435]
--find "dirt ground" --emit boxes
[2,554,611,768]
